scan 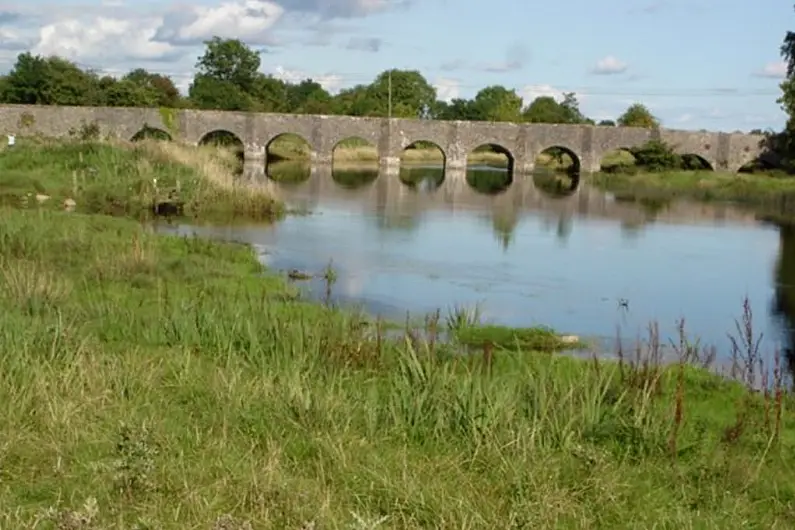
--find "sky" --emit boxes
[0,0,789,132]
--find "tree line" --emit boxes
[0,37,660,129]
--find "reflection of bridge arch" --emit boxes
[399,140,446,192]
[466,143,514,195]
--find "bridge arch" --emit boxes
[331,136,379,190]
[599,147,636,173]
[131,125,171,142]
[466,143,514,195]
[265,133,313,185]
[399,140,446,192]
[533,145,581,198]
[680,154,714,171]
[198,130,244,172]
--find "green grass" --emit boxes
[1,205,795,528]
[0,137,282,222]
[592,169,795,204]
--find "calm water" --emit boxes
[162,165,795,364]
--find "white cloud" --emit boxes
[271,65,344,93]
[155,1,284,45]
[756,61,786,79]
[519,84,568,103]
[33,17,177,63]
[433,77,459,101]
[591,55,628,75]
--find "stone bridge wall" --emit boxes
[0,104,766,173]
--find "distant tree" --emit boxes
[122,68,181,107]
[195,37,260,93]
[560,92,587,123]
[522,96,568,123]
[286,78,333,114]
[334,84,378,116]
[434,98,479,120]
[617,103,659,128]
[598,119,616,126]
[100,77,159,107]
[188,75,255,111]
[368,69,437,118]
[471,85,523,122]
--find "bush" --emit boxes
[629,140,682,172]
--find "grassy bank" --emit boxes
[1,205,794,527]
[0,137,281,221]
[592,170,795,221]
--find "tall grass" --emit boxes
[0,137,282,221]
[0,207,793,527]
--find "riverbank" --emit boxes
[0,137,282,221]
[592,169,795,211]
[1,203,794,526]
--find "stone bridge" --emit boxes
[0,103,766,174]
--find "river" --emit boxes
[161,164,795,371]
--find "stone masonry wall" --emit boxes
[0,104,766,173]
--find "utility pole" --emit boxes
[387,70,392,119]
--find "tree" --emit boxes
[1,53,102,106]
[367,69,437,118]
[434,98,479,120]
[188,75,255,111]
[100,77,159,107]
[523,96,569,123]
[195,37,261,93]
[471,85,523,122]
[617,103,659,128]
[286,79,333,114]
[598,119,616,126]
[122,68,181,107]
[560,92,587,123]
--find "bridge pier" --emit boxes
[379,156,401,175]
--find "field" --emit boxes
[1,139,795,528]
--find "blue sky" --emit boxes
[0,0,789,131]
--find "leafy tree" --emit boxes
[522,96,569,123]
[471,85,523,122]
[100,77,159,107]
[367,69,437,118]
[598,119,616,126]
[286,79,333,114]
[629,140,681,171]
[195,37,260,93]
[435,98,479,120]
[250,74,289,112]
[560,92,587,123]
[122,68,181,107]
[188,75,255,111]
[617,103,659,128]
[2,53,102,106]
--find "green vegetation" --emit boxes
[0,137,281,222]
[1,15,795,529]
[1,204,794,528]
[589,140,795,214]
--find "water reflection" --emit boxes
[399,165,445,192]
[773,223,795,373]
[164,166,795,370]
